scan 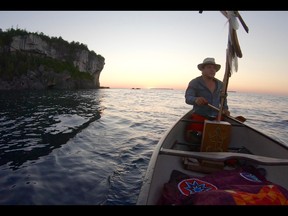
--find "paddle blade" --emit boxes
[235,116,246,123]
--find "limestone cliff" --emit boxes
[0,28,105,90]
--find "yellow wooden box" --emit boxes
[200,120,231,152]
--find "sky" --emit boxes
[1,11,288,96]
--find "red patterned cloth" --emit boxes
[157,166,288,205]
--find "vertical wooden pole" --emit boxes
[217,49,231,121]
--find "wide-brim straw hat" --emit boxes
[197,57,221,72]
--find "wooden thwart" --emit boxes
[183,158,224,173]
[160,148,288,166]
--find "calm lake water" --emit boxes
[0,88,287,205]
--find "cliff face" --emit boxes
[0,31,105,90]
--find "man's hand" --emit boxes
[195,97,208,106]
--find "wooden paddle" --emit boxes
[207,103,246,123]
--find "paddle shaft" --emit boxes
[207,103,246,123]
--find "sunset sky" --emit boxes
[1,11,288,96]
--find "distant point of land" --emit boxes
[149,88,173,90]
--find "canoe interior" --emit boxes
[137,109,288,205]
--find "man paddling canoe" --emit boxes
[184,57,230,142]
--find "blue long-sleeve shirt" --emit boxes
[185,76,228,118]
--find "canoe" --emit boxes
[137,11,288,205]
[136,109,288,205]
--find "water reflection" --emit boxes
[0,89,104,170]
